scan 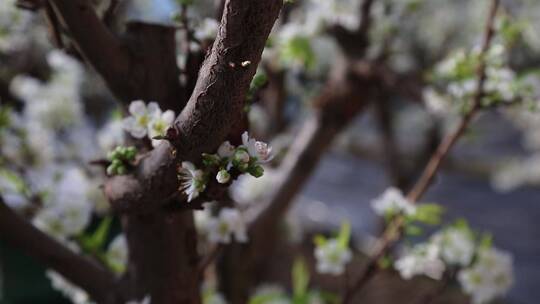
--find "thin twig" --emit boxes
[197,244,223,274]
[44,0,64,48]
[343,1,501,302]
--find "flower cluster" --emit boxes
[371,187,416,217]
[178,132,272,202]
[394,221,514,304]
[313,222,352,276]
[427,42,536,115]
[106,146,137,176]
[122,100,175,147]
[395,242,446,280]
[458,247,514,304]
[198,207,248,244]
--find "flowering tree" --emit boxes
[0,0,538,303]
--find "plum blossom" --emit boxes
[216,170,231,184]
[314,239,352,275]
[241,131,272,163]
[178,161,206,202]
[395,242,446,280]
[371,187,416,217]
[32,168,92,239]
[217,141,235,158]
[431,227,475,266]
[148,109,175,147]
[458,248,514,304]
[205,207,248,244]
[122,100,161,139]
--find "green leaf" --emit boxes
[479,233,493,250]
[248,294,289,304]
[313,234,327,247]
[378,255,393,269]
[405,225,423,236]
[315,290,340,304]
[337,221,351,249]
[292,257,309,301]
[410,203,444,225]
[280,35,316,70]
[78,216,113,253]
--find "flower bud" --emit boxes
[216,170,231,184]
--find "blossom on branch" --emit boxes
[178,161,207,202]
[371,187,416,217]
[205,207,248,244]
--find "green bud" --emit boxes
[216,170,231,184]
[249,165,264,178]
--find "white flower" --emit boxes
[423,88,450,116]
[107,234,128,272]
[314,239,352,275]
[216,170,231,184]
[241,131,272,163]
[32,168,92,239]
[230,171,274,205]
[395,243,446,280]
[126,295,151,304]
[178,161,206,202]
[122,100,161,138]
[217,141,235,158]
[148,109,175,147]
[46,270,91,304]
[458,248,514,304]
[431,227,475,266]
[371,187,416,216]
[206,207,248,244]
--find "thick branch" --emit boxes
[0,197,120,304]
[105,0,283,213]
[48,0,130,91]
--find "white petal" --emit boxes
[147,102,162,117]
[161,110,176,124]
[129,100,146,116]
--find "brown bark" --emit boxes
[122,210,200,304]
[104,1,283,304]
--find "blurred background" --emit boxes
[1,0,540,303]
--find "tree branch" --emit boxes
[0,196,121,304]
[105,0,283,213]
[48,0,130,92]
[343,1,501,302]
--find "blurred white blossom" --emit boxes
[314,239,352,275]
[458,248,514,304]
[205,207,248,244]
[371,187,416,216]
[395,242,446,280]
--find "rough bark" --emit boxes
[48,0,185,111]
